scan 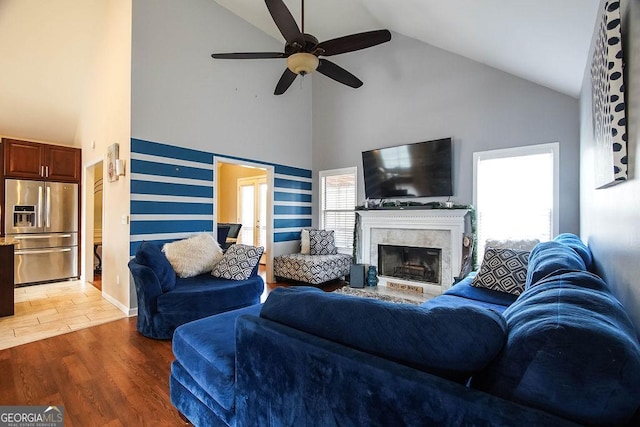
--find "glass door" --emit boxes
[238,177,268,252]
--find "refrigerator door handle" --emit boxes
[46,185,51,228]
[12,234,73,239]
[38,185,44,228]
[15,247,72,255]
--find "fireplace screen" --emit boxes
[378,244,441,284]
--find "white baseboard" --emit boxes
[101,291,137,317]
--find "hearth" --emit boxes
[378,244,441,285]
[357,209,470,293]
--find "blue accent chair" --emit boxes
[128,241,264,339]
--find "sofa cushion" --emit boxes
[445,273,518,309]
[211,244,264,280]
[421,294,513,315]
[553,233,593,269]
[525,241,586,288]
[471,247,530,296]
[309,229,338,255]
[273,253,352,285]
[163,233,223,278]
[135,241,176,292]
[261,287,507,382]
[157,275,264,315]
[473,271,640,425]
[172,304,263,412]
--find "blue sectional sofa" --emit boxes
[128,242,264,339]
[169,234,640,426]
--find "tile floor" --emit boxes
[0,280,126,350]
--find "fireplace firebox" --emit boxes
[378,244,441,285]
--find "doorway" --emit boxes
[89,161,103,290]
[237,176,267,249]
[216,161,271,266]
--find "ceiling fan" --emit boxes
[211,0,391,95]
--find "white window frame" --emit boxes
[319,167,357,254]
[473,143,559,260]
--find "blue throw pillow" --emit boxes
[135,241,176,292]
[525,241,586,288]
[473,271,640,425]
[261,287,507,382]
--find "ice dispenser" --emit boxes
[13,205,36,228]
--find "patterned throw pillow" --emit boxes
[471,248,530,296]
[309,229,338,255]
[211,244,264,280]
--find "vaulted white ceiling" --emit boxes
[214,0,601,98]
[0,0,601,145]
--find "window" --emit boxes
[473,143,559,261]
[319,167,357,253]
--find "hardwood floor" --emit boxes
[0,317,185,426]
[0,270,344,425]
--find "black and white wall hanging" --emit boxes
[590,0,628,188]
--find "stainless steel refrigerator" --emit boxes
[5,179,79,285]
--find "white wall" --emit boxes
[75,0,132,313]
[312,33,581,234]
[131,0,312,169]
[580,0,640,335]
[0,0,105,145]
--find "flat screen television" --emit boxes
[362,138,453,199]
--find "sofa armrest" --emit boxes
[128,260,163,314]
[235,315,579,427]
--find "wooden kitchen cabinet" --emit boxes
[0,240,15,317]
[3,138,81,182]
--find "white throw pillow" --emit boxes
[162,233,223,278]
[484,238,540,252]
[300,229,311,254]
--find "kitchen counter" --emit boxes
[0,237,18,246]
[0,241,16,317]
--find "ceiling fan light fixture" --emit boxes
[286,52,319,75]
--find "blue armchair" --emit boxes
[128,241,264,339]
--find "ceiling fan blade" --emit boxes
[211,52,286,59]
[316,30,391,56]
[274,68,298,95]
[316,59,363,89]
[265,0,303,46]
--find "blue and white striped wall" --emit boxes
[129,138,312,256]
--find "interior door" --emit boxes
[238,177,267,252]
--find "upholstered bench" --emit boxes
[170,304,263,426]
[273,253,352,285]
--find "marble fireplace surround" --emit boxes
[357,209,469,294]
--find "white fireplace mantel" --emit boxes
[357,209,470,293]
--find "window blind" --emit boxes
[320,169,356,252]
